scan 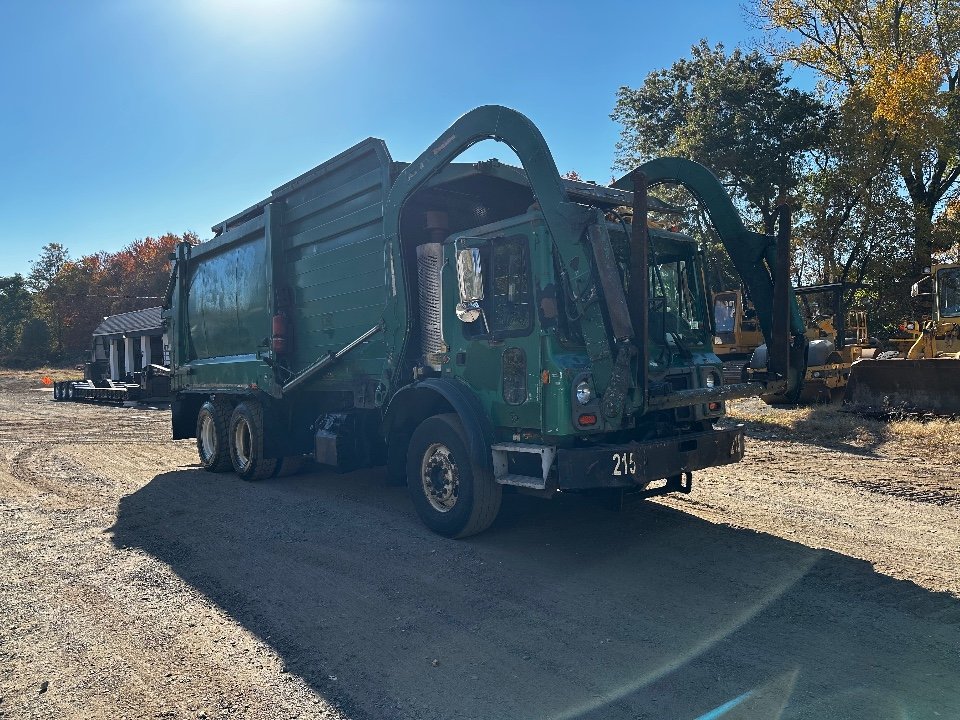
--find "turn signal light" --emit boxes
[578,413,597,426]
[708,402,721,411]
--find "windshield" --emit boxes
[555,229,711,350]
[714,293,737,333]
[938,267,960,318]
[648,247,710,348]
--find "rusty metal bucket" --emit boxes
[844,358,960,416]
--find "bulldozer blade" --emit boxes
[844,358,960,416]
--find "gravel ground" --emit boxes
[0,371,958,719]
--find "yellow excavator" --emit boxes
[712,288,765,383]
[718,283,874,403]
[845,263,960,415]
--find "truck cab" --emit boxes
[380,146,796,534]
[436,208,724,439]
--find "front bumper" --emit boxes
[555,426,745,490]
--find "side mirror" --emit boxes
[456,248,484,322]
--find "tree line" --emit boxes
[0,233,198,367]
[612,0,960,335]
[5,2,960,366]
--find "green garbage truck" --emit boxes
[165,105,806,537]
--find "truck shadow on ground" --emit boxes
[110,466,960,720]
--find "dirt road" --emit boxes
[1,372,958,719]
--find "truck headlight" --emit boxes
[705,372,719,389]
[575,381,592,405]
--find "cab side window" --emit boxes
[465,235,532,338]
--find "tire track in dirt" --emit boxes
[1,540,339,720]
[660,439,960,597]
[7,445,112,507]
[834,475,960,506]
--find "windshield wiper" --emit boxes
[670,331,693,360]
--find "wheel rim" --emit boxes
[199,414,217,461]
[233,418,252,471]
[420,443,459,512]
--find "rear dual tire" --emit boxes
[196,397,305,480]
[228,401,278,481]
[197,400,232,472]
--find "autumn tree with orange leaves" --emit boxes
[755,0,960,271]
[1,232,198,366]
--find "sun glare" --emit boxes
[180,0,339,44]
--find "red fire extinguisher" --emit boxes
[272,311,289,355]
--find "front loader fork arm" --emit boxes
[383,104,587,247]
[613,157,805,344]
[382,105,598,318]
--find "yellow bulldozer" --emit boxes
[845,263,960,415]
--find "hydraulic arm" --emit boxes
[614,157,808,398]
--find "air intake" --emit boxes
[417,242,445,370]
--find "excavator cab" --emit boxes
[711,289,765,383]
[938,266,960,319]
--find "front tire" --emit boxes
[228,401,278,481]
[406,413,501,538]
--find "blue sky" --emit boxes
[0,1,775,277]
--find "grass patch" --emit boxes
[727,397,960,463]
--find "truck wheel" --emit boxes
[406,413,501,538]
[228,401,278,481]
[196,400,232,472]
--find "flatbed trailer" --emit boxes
[53,365,171,405]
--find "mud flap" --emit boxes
[844,358,960,416]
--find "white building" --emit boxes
[90,307,167,382]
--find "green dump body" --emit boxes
[168,138,394,397]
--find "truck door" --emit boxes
[448,232,541,431]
